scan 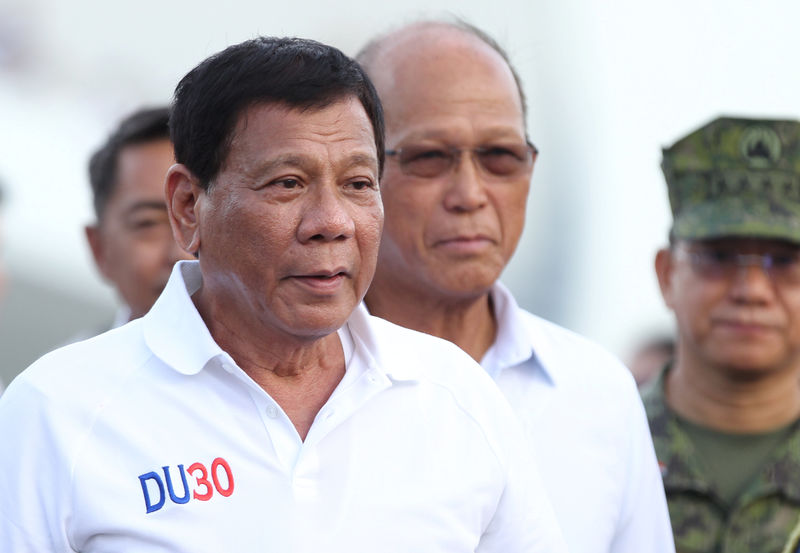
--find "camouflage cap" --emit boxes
[662,116,800,243]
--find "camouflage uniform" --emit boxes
[653,117,800,553]
[642,370,800,553]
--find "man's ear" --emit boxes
[654,248,675,309]
[166,164,204,255]
[85,224,112,280]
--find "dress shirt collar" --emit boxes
[482,281,559,386]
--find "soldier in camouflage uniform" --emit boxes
[642,116,800,553]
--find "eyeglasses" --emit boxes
[674,243,800,285]
[385,142,537,179]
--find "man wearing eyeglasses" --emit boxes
[357,20,674,553]
[646,116,800,553]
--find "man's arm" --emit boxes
[0,374,75,552]
[610,377,675,553]
[476,397,568,552]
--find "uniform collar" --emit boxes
[143,261,419,383]
[482,281,558,386]
[641,367,715,497]
[642,365,800,504]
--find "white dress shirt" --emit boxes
[0,261,566,553]
[481,282,675,553]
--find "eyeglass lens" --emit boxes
[391,143,534,178]
[678,245,800,284]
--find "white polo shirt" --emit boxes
[481,283,675,553]
[0,262,566,553]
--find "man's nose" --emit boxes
[442,152,488,213]
[728,261,776,304]
[298,186,355,242]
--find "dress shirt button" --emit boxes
[266,405,279,419]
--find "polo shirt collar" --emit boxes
[483,281,558,386]
[143,261,419,383]
[143,261,227,376]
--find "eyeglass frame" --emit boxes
[384,141,538,178]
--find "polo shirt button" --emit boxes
[266,405,279,419]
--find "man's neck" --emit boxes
[666,354,800,433]
[365,284,496,363]
[193,289,346,441]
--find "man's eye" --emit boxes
[404,149,448,163]
[702,250,735,264]
[481,147,519,160]
[130,219,167,230]
[273,178,300,189]
[770,253,799,267]
[349,180,374,190]
[133,220,157,229]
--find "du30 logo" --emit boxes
[138,457,234,513]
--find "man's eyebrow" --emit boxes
[258,154,305,172]
[123,200,168,216]
[341,152,379,171]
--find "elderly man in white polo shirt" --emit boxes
[0,37,566,552]
[357,20,675,553]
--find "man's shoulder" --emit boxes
[0,321,155,470]
[515,307,636,390]
[5,320,151,405]
[360,312,513,409]
[364,312,491,380]
[366,311,471,353]
[359,311,524,461]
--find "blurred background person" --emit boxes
[645,116,800,553]
[84,106,192,331]
[358,20,674,553]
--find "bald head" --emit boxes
[357,21,527,127]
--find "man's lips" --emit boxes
[433,235,495,254]
[288,270,349,292]
[712,318,781,334]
